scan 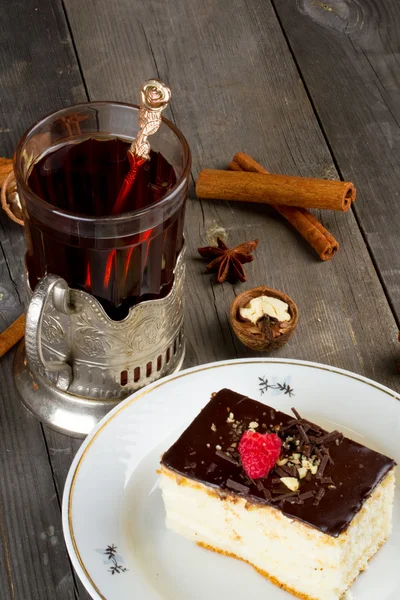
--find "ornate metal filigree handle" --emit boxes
[25,274,74,391]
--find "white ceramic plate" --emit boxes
[62,358,400,600]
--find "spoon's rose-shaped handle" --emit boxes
[131,79,171,160]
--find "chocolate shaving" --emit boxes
[263,489,272,501]
[305,470,312,481]
[297,424,310,444]
[280,419,297,432]
[226,479,250,494]
[315,430,343,445]
[215,449,240,466]
[287,497,303,504]
[280,464,298,478]
[314,447,323,461]
[302,419,321,433]
[321,477,334,485]
[271,478,282,484]
[321,446,335,465]
[255,480,265,492]
[274,466,289,478]
[271,491,299,503]
[184,462,197,469]
[317,454,329,479]
[303,444,312,458]
[206,462,217,474]
[298,490,315,501]
[291,407,302,420]
[313,487,326,506]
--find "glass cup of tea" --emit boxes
[13,101,191,435]
[15,102,191,320]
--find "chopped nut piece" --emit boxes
[289,453,301,465]
[297,467,308,480]
[216,444,222,451]
[211,423,217,432]
[249,421,259,429]
[280,477,300,492]
[226,411,235,424]
[277,458,288,466]
[310,464,319,475]
[302,458,313,470]
[239,295,291,324]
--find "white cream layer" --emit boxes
[159,468,395,600]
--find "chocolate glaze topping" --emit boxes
[161,388,396,537]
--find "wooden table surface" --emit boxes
[0,0,399,598]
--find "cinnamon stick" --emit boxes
[196,169,356,212]
[229,153,339,261]
[0,314,25,358]
[0,158,13,189]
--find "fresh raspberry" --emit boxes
[238,430,282,479]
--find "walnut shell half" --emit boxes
[230,286,298,351]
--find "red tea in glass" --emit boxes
[15,103,191,320]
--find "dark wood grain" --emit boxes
[63,0,399,383]
[0,0,399,597]
[0,354,80,600]
[0,0,90,598]
[272,0,400,320]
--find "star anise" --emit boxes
[198,237,258,283]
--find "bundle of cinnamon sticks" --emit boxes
[196,153,357,261]
[0,159,25,357]
[0,157,13,188]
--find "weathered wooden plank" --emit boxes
[0,0,90,598]
[64,0,400,391]
[272,0,400,319]
[0,356,79,600]
[0,218,24,330]
[43,430,84,498]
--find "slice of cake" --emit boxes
[159,388,396,600]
